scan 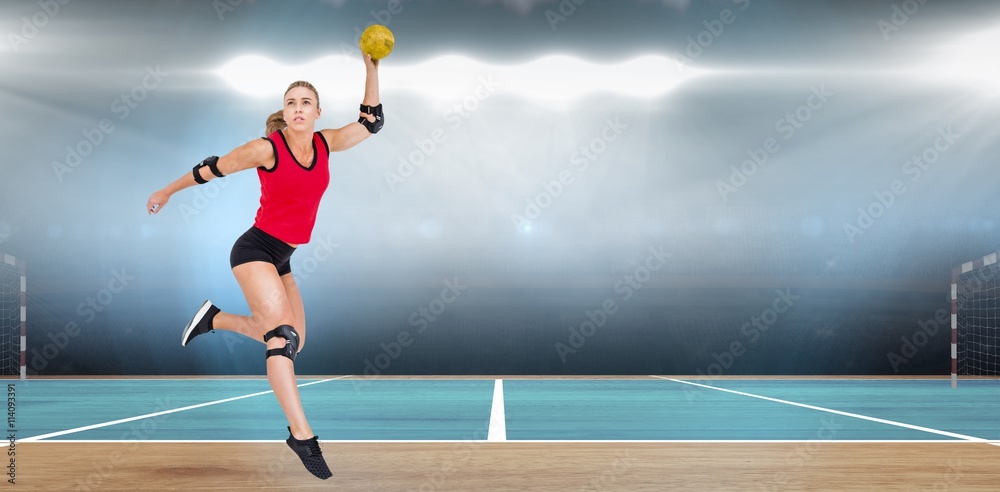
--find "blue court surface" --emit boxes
[18,377,1000,444]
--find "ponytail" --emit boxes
[265,109,285,136]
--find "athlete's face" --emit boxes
[283,86,321,129]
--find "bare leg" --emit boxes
[279,272,307,353]
[229,261,313,440]
[213,275,306,350]
[212,311,259,341]
[278,271,310,438]
[266,341,312,439]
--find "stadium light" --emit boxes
[215,53,703,102]
[924,26,1000,96]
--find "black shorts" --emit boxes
[230,226,296,276]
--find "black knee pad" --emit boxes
[263,324,300,362]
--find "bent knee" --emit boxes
[295,328,306,354]
[251,313,294,334]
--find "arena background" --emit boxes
[2,0,998,377]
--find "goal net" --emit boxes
[952,251,1000,387]
[0,254,24,379]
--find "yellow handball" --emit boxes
[360,24,394,60]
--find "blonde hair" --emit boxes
[265,80,320,135]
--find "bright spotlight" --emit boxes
[215,53,703,102]
[924,26,1000,96]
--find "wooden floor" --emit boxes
[20,442,1000,491]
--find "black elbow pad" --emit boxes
[358,103,384,134]
[192,156,223,184]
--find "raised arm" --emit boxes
[146,138,273,214]
[320,53,382,153]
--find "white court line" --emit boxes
[651,376,993,443]
[22,376,350,442]
[28,439,1000,444]
[16,377,994,382]
[14,378,345,381]
[487,379,506,441]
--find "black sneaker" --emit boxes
[181,300,220,346]
[286,427,332,480]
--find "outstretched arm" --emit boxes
[320,53,382,153]
[146,138,273,214]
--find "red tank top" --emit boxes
[253,131,330,244]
